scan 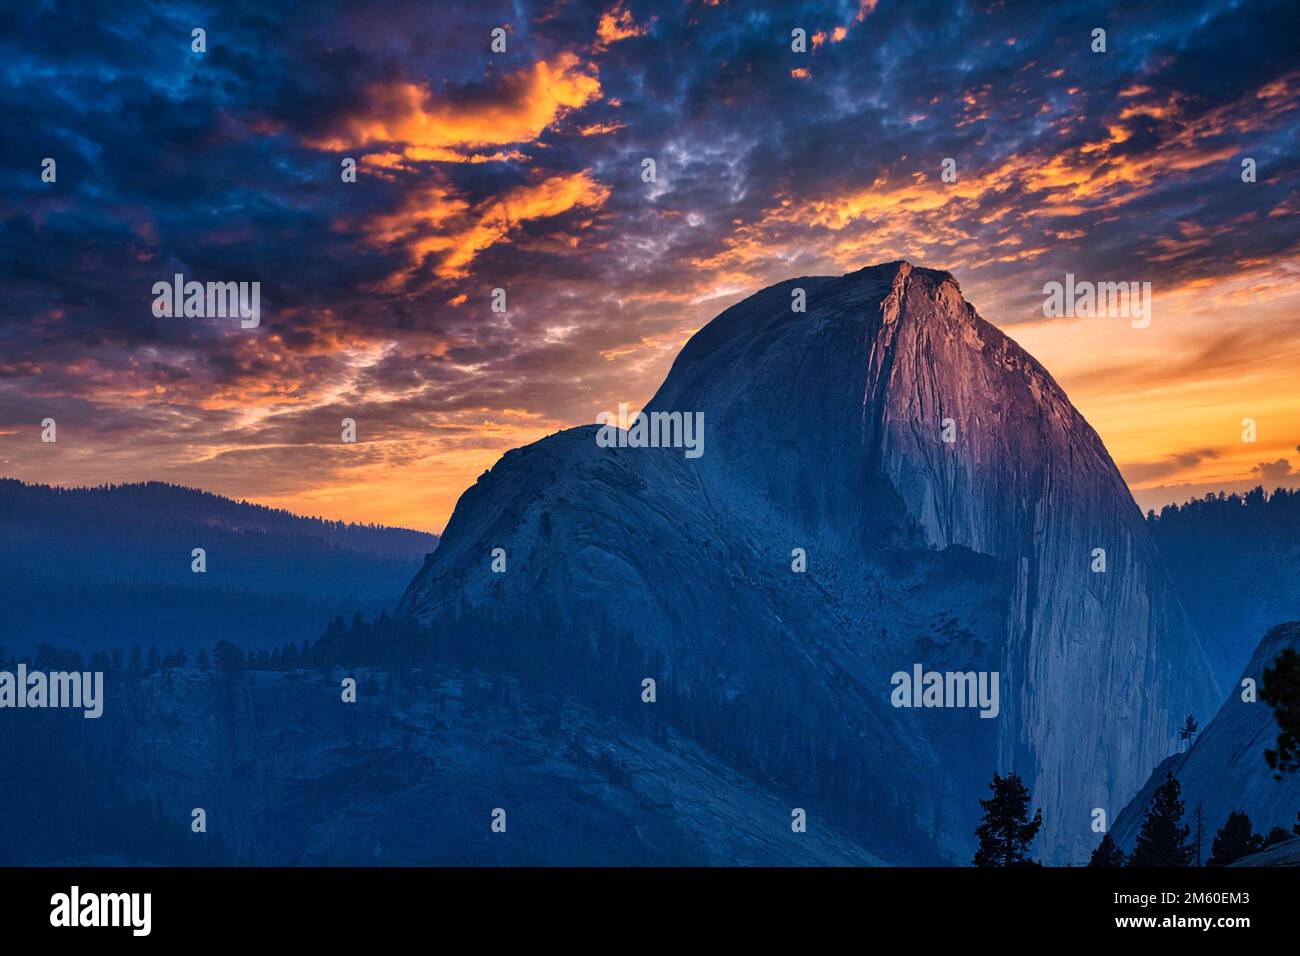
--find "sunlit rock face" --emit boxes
[401,261,1218,864]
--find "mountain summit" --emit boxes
[399,261,1218,864]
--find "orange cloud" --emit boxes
[577,121,626,136]
[308,53,601,162]
[596,4,651,47]
[695,71,1300,286]
[363,171,611,284]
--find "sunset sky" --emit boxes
[1,0,1297,532]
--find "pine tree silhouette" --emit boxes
[1208,811,1262,865]
[213,640,244,674]
[1262,648,1300,778]
[1263,825,1291,847]
[1087,832,1126,867]
[1130,772,1192,866]
[973,771,1043,867]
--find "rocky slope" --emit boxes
[0,666,880,866]
[1230,836,1300,866]
[399,261,1218,863]
[1110,621,1300,858]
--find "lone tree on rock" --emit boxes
[1130,772,1192,867]
[973,771,1043,867]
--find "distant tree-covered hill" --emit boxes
[0,478,437,654]
[1147,486,1300,684]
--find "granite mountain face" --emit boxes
[399,261,1219,864]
